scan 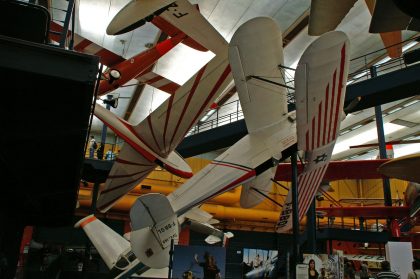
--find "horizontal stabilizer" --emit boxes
[130,194,179,269]
[240,167,275,208]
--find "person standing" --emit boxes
[407,259,420,279]
[360,261,370,279]
[97,143,105,160]
[89,135,96,158]
[376,261,400,279]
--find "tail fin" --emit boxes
[74,215,148,277]
[130,194,179,269]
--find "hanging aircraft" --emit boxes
[94,23,230,213]
[106,0,227,55]
[307,0,420,58]
[49,17,205,97]
[122,17,350,268]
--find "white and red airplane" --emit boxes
[125,17,350,268]
[94,0,231,213]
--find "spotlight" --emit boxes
[108,69,121,84]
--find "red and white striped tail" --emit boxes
[277,31,350,233]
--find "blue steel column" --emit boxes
[291,152,301,268]
[306,198,317,253]
[100,95,112,145]
[370,66,392,206]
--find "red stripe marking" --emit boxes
[78,216,97,228]
[158,82,180,95]
[116,158,153,166]
[301,165,328,219]
[74,39,91,52]
[317,102,322,148]
[323,84,329,146]
[332,44,346,138]
[311,116,315,150]
[328,70,337,142]
[163,163,193,178]
[299,168,322,219]
[143,74,163,84]
[186,65,231,134]
[163,94,175,152]
[101,170,151,194]
[210,162,253,173]
[169,65,207,146]
[147,115,162,152]
[299,170,319,219]
[95,112,157,162]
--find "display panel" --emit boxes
[172,245,226,279]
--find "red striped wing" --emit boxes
[96,144,156,213]
[135,68,180,95]
[131,52,232,157]
[277,31,350,233]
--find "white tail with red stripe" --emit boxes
[277,31,350,233]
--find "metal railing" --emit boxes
[187,51,415,137]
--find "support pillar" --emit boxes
[370,66,392,207]
[306,199,317,254]
[291,152,302,269]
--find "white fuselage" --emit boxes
[168,112,297,215]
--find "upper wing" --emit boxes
[228,17,288,134]
[308,0,357,36]
[277,31,350,233]
[131,51,232,157]
[96,144,156,213]
[107,0,228,55]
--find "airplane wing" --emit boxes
[277,31,350,233]
[130,51,232,157]
[135,66,180,95]
[96,144,157,213]
[308,0,357,36]
[228,17,288,133]
[378,154,420,183]
[107,0,228,55]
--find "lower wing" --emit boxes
[96,144,156,212]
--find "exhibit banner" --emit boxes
[303,254,340,279]
[242,248,279,279]
[172,245,226,279]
